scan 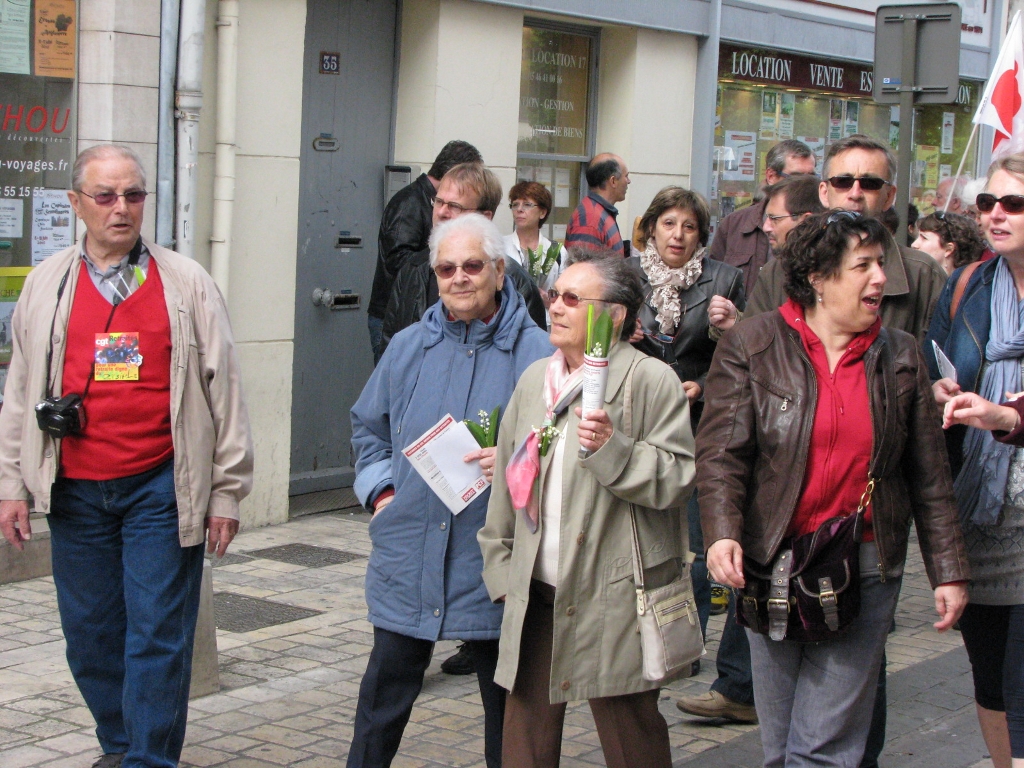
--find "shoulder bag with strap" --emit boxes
[622,353,705,680]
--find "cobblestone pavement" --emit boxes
[0,511,992,768]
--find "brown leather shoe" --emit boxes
[675,690,758,723]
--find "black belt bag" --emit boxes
[737,478,874,643]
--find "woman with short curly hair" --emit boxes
[913,211,986,275]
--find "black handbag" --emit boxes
[736,478,874,643]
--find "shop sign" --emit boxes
[0,0,77,267]
[518,27,591,157]
[721,44,874,97]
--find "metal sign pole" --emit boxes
[896,17,919,242]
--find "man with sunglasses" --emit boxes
[380,163,545,354]
[710,139,816,295]
[747,135,947,343]
[0,145,253,768]
[742,134,948,768]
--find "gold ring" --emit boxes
[592,430,597,441]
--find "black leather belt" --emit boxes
[768,549,793,641]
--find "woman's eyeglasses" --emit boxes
[433,259,493,279]
[509,201,539,211]
[825,175,889,192]
[80,190,148,206]
[975,193,1024,214]
[823,210,861,227]
[547,288,605,307]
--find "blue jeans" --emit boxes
[688,492,711,639]
[747,543,901,768]
[48,460,204,768]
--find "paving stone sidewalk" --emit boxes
[0,511,993,767]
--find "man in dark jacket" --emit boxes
[710,139,816,295]
[381,164,545,354]
[368,140,482,362]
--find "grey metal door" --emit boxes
[290,0,397,499]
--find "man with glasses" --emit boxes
[710,139,816,295]
[369,140,483,363]
[380,163,545,354]
[742,134,948,768]
[565,153,631,258]
[0,145,253,768]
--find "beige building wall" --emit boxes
[194,0,305,530]
[396,2,699,238]
[78,0,161,241]
[597,26,698,233]
[395,0,524,232]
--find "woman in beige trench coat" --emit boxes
[478,249,696,768]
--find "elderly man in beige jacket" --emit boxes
[0,145,253,768]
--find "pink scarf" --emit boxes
[505,350,584,532]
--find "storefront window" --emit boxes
[517,24,595,242]
[713,44,980,231]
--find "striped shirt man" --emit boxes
[565,191,626,258]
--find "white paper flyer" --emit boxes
[402,414,490,515]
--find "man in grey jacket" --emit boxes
[0,145,253,768]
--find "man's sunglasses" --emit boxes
[976,193,1024,214]
[433,259,493,279]
[826,176,889,192]
[546,288,606,307]
[80,190,148,206]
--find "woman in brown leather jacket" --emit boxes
[697,211,969,767]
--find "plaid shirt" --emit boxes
[565,192,626,257]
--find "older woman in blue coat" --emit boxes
[348,213,553,768]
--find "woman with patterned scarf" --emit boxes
[926,153,1024,768]
[629,186,746,643]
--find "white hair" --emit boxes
[961,177,986,206]
[72,144,146,191]
[428,213,506,268]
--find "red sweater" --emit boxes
[779,300,878,540]
[60,260,173,480]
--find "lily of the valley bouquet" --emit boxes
[526,242,562,287]
[464,407,500,448]
[579,304,614,458]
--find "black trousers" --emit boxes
[346,626,504,768]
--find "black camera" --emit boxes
[35,394,86,438]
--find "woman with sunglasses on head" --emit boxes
[925,154,1024,768]
[912,211,987,276]
[504,182,567,291]
[701,210,968,767]
[479,248,695,768]
[349,214,553,768]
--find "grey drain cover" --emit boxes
[208,552,254,567]
[214,592,323,633]
[246,543,363,568]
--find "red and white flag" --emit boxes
[974,12,1024,160]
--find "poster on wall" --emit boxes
[31,188,72,265]
[723,130,757,182]
[797,136,826,175]
[0,267,31,405]
[554,168,571,208]
[33,0,76,78]
[778,93,795,139]
[889,106,900,149]
[760,91,777,140]
[828,100,843,141]
[939,164,952,182]
[844,101,860,137]
[0,0,31,74]
[0,198,24,237]
[916,144,940,190]
[941,112,955,154]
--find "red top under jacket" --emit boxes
[60,260,173,480]
[779,299,879,541]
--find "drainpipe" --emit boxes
[690,0,722,201]
[156,0,179,248]
[210,0,239,296]
[175,0,206,259]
